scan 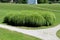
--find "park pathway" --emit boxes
[0,24,60,40]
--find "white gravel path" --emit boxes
[0,24,60,40]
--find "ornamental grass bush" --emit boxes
[24,13,45,27]
[3,11,56,27]
[41,12,56,26]
[4,13,45,27]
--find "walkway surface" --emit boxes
[0,24,60,40]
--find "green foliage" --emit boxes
[4,12,45,27]
[14,0,27,3]
[4,11,56,27]
[0,0,60,3]
[38,0,48,3]
[41,12,56,26]
[24,13,45,27]
[0,0,10,2]
[38,0,44,3]
[21,0,27,3]
[0,0,27,3]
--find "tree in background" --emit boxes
[44,0,48,3]
[13,0,27,4]
[0,0,60,3]
[0,0,10,2]
[18,0,27,4]
[38,0,48,3]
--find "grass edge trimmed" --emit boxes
[56,30,60,38]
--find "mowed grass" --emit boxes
[0,28,41,40]
[56,30,60,38]
[0,3,60,29]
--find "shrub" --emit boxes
[0,0,10,2]
[24,13,45,27]
[13,0,27,4]
[4,13,45,27]
[4,13,25,26]
[3,11,56,27]
[41,12,56,26]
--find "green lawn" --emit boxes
[0,28,41,40]
[56,30,60,38]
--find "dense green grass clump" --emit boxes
[4,12,45,27]
[41,12,56,26]
[4,11,56,27]
[25,13,45,27]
